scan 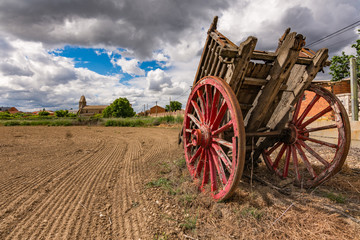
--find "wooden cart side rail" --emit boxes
[245,32,306,133]
[219,48,331,66]
[266,48,329,130]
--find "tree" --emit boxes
[38,110,50,116]
[103,97,135,118]
[55,110,69,117]
[330,30,360,82]
[165,101,182,112]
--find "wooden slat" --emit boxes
[267,48,329,129]
[243,77,267,86]
[224,36,258,100]
[246,32,306,132]
[219,48,330,66]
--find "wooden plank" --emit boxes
[197,38,213,83]
[224,36,258,99]
[193,16,218,85]
[209,46,220,76]
[266,48,329,129]
[219,49,329,66]
[246,32,305,132]
[243,77,267,86]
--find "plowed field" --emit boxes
[0,126,359,239]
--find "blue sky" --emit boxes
[51,46,168,84]
[0,0,359,112]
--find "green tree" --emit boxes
[330,30,360,82]
[103,97,135,118]
[38,110,50,116]
[55,110,69,117]
[165,101,182,112]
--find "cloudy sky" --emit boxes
[0,0,359,112]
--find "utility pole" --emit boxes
[350,57,359,121]
[169,97,171,115]
[156,101,158,117]
[144,104,145,115]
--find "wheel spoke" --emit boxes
[201,150,209,189]
[291,145,301,183]
[272,143,286,169]
[205,85,212,124]
[211,100,228,130]
[212,143,232,172]
[212,137,233,149]
[209,89,220,124]
[299,135,338,149]
[188,113,201,129]
[197,89,206,118]
[300,124,338,133]
[210,147,227,186]
[283,145,291,178]
[292,93,304,123]
[194,149,205,178]
[191,100,205,123]
[298,140,330,167]
[185,128,192,133]
[212,120,233,136]
[265,142,283,155]
[189,147,202,165]
[300,106,332,129]
[208,150,217,192]
[295,143,316,179]
[296,94,320,126]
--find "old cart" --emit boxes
[182,17,351,201]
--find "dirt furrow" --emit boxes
[0,139,105,215]
[4,142,115,239]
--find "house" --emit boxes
[0,107,20,114]
[149,105,166,115]
[77,95,108,116]
[314,78,360,118]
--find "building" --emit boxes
[0,107,20,114]
[77,95,108,116]
[314,78,360,118]
[149,105,166,115]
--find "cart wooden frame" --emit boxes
[182,17,351,201]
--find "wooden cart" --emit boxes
[182,17,351,201]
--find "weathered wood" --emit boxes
[209,46,220,75]
[246,32,305,132]
[243,77,267,86]
[219,48,329,66]
[224,36,258,99]
[267,48,329,129]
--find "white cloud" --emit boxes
[147,69,172,91]
[112,57,145,76]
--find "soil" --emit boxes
[0,126,359,239]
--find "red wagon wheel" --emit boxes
[183,76,246,201]
[262,84,351,187]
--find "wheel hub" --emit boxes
[282,124,298,144]
[191,125,211,148]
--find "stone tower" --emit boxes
[79,95,87,109]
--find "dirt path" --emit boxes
[0,126,359,239]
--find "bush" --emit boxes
[38,111,50,116]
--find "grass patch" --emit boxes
[175,158,187,169]
[3,119,74,126]
[241,207,263,220]
[180,215,197,230]
[146,177,178,195]
[153,233,169,240]
[104,116,183,127]
[324,192,346,204]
